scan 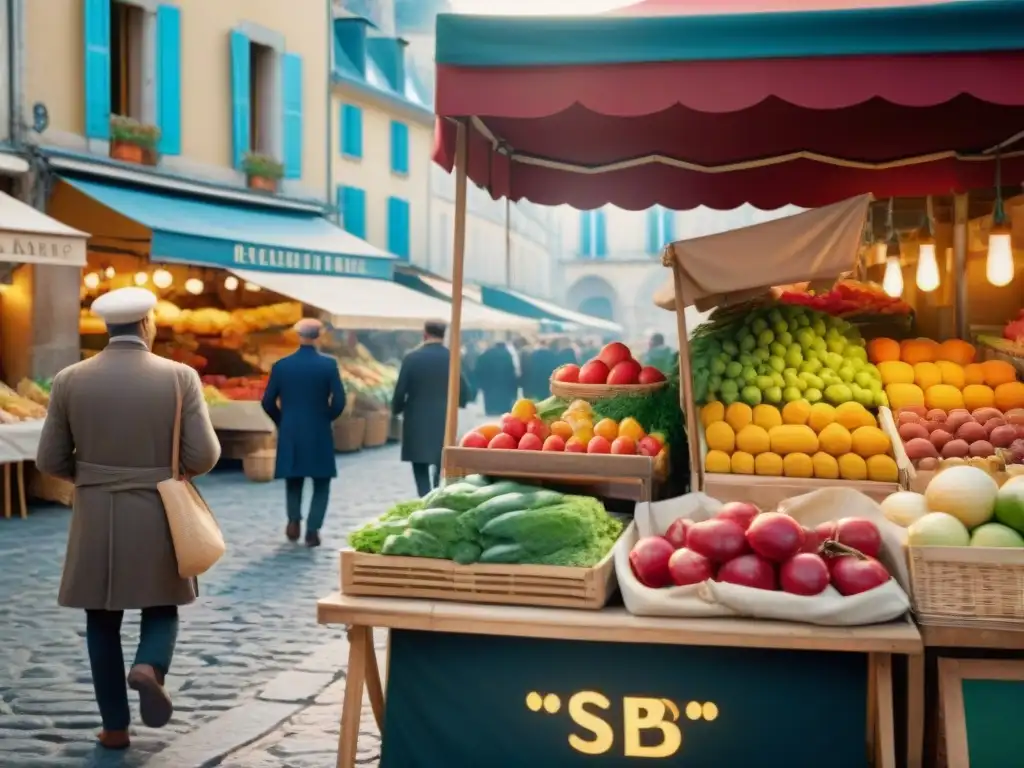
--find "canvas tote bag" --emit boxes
[159,374,225,578]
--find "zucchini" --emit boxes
[466,480,538,505]
[461,474,490,487]
[470,493,535,530]
[408,508,462,542]
[527,490,564,509]
[381,529,446,559]
[481,507,590,556]
[450,541,482,565]
[480,543,526,564]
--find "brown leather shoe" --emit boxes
[286,521,300,542]
[127,664,173,728]
[97,729,130,749]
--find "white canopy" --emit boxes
[230,269,540,332]
[0,192,89,267]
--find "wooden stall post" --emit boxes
[665,251,703,491]
[953,193,969,340]
[443,121,469,451]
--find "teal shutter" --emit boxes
[340,186,367,239]
[578,212,592,258]
[230,31,250,169]
[282,53,303,179]
[595,210,608,259]
[341,105,363,158]
[155,5,181,155]
[645,208,659,254]
[390,121,409,174]
[388,197,410,259]
[662,208,676,247]
[84,0,111,139]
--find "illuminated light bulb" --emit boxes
[244,282,261,292]
[83,272,100,290]
[916,242,940,292]
[152,268,173,289]
[882,256,903,298]
[184,278,204,295]
[224,275,239,291]
[104,266,115,279]
[987,226,1015,287]
[134,271,149,286]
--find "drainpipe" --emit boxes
[9,0,25,147]
[325,0,334,220]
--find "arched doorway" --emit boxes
[567,274,620,322]
[579,296,614,320]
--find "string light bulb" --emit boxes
[987,224,1014,287]
[224,275,239,291]
[152,268,173,289]
[184,278,204,295]
[916,241,940,292]
[134,271,148,286]
[83,272,100,290]
[883,256,904,298]
[104,266,115,279]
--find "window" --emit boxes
[578,210,608,259]
[341,104,363,158]
[109,1,144,119]
[646,206,676,255]
[387,196,410,259]
[338,185,367,239]
[248,42,276,156]
[390,120,409,175]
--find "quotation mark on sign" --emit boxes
[684,701,719,722]
[526,691,562,714]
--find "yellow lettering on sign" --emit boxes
[568,691,614,756]
[623,697,682,758]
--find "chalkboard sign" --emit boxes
[940,658,1024,767]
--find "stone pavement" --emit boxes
[0,404,487,767]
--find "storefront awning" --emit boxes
[394,270,541,331]
[230,268,540,332]
[481,286,623,335]
[51,177,395,279]
[0,191,88,267]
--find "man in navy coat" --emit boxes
[392,320,471,497]
[261,319,346,547]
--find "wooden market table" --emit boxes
[318,592,923,768]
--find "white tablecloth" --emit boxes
[0,420,43,464]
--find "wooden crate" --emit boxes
[340,525,625,610]
[909,545,1024,626]
[443,446,656,502]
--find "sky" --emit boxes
[450,0,630,14]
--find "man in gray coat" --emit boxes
[37,287,221,751]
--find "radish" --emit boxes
[628,537,675,588]
[746,513,806,562]
[798,527,821,554]
[835,518,882,559]
[663,518,693,549]
[686,519,748,562]
[667,548,713,586]
[780,554,830,596]
[716,554,776,591]
[715,501,760,531]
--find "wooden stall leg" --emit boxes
[16,462,27,518]
[3,463,10,519]
[906,653,925,768]
[866,654,878,762]
[873,654,896,768]
[364,631,386,733]
[337,625,369,768]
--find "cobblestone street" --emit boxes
[0,406,483,767]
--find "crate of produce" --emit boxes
[343,477,627,609]
[363,411,391,448]
[548,341,668,401]
[333,416,366,453]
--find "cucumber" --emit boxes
[450,541,482,565]
[461,474,490,487]
[381,529,446,559]
[408,508,462,542]
[466,480,538,505]
[470,493,535,529]
[481,507,590,556]
[480,543,525,564]
[526,490,564,509]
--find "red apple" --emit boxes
[835,518,882,559]
[638,435,664,457]
[780,553,830,596]
[578,360,610,385]
[598,342,633,369]
[542,435,566,452]
[686,518,748,562]
[607,360,643,386]
[526,417,550,440]
[746,512,806,562]
[518,433,543,451]
[830,555,890,596]
[716,554,777,591]
[668,548,713,586]
[629,536,675,588]
[552,364,580,383]
[814,520,838,543]
[587,436,611,454]
[459,431,489,449]
[564,436,586,453]
[664,518,693,549]
[639,366,667,384]
[611,436,637,455]
[487,433,517,450]
[715,501,760,531]
[501,414,527,441]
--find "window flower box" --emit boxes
[109,116,160,166]
[242,153,284,193]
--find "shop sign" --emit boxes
[231,244,388,278]
[0,233,86,267]
[381,630,869,768]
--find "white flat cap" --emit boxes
[91,287,157,325]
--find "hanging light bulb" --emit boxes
[104,266,115,279]
[184,278,204,295]
[987,224,1014,287]
[224,275,239,291]
[152,268,173,289]
[83,272,100,290]
[883,256,904,298]
[916,241,940,292]
[134,271,149,286]
[244,282,261,292]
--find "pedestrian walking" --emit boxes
[392,320,471,497]
[261,318,346,547]
[523,340,559,400]
[36,287,221,750]
[644,332,676,374]
[475,341,518,415]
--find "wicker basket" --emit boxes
[27,467,74,506]
[908,545,1024,625]
[242,449,276,482]
[363,411,390,448]
[333,417,366,453]
[549,379,667,401]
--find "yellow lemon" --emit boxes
[618,417,646,442]
[511,398,537,421]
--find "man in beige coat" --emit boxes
[37,287,221,750]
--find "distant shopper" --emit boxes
[475,342,518,416]
[523,340,559,400]
[37,287,221,750]
[393,320,471,497]
[555,338,579,368]
[644,332,676,374]
[261,318,346,548]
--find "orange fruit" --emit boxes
[510,398,537,421]
[594,418,619,441]
[549,420,574,440]
[618,417,645,442]
[476,424,502,441]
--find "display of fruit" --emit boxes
[16,378,49,407]
[200,375,268,401]
[203,385,232,405]
[552,342,666,387]
[336,344,398,408]
[0,382,47,421]
[778,280,912,317]
[701,400,898,481]
[894,405,1024,473]
[627,502,893,597]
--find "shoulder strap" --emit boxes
[171,371,183,477]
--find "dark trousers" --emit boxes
[411,463,440,497]
[86,605,178,731]
[285,477,331,533]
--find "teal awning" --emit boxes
[481,286,622,336]
[55,176,395,279]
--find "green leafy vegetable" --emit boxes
[382,529,446,559]
[347,499,424,553]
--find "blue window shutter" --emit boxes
[390,121,409,174]
[595,210,608,259]
[84,0,111,139]
[388,197,409,259]
[342,105,363,158]
[282,53,303,179]
[645,208,659,254]
[578,212,592,258]
[662,208,676,247]
[155,5,181,155]
[230,31,250,169]
[341,186,366,239]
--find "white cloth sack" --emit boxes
[614,487,911,626]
